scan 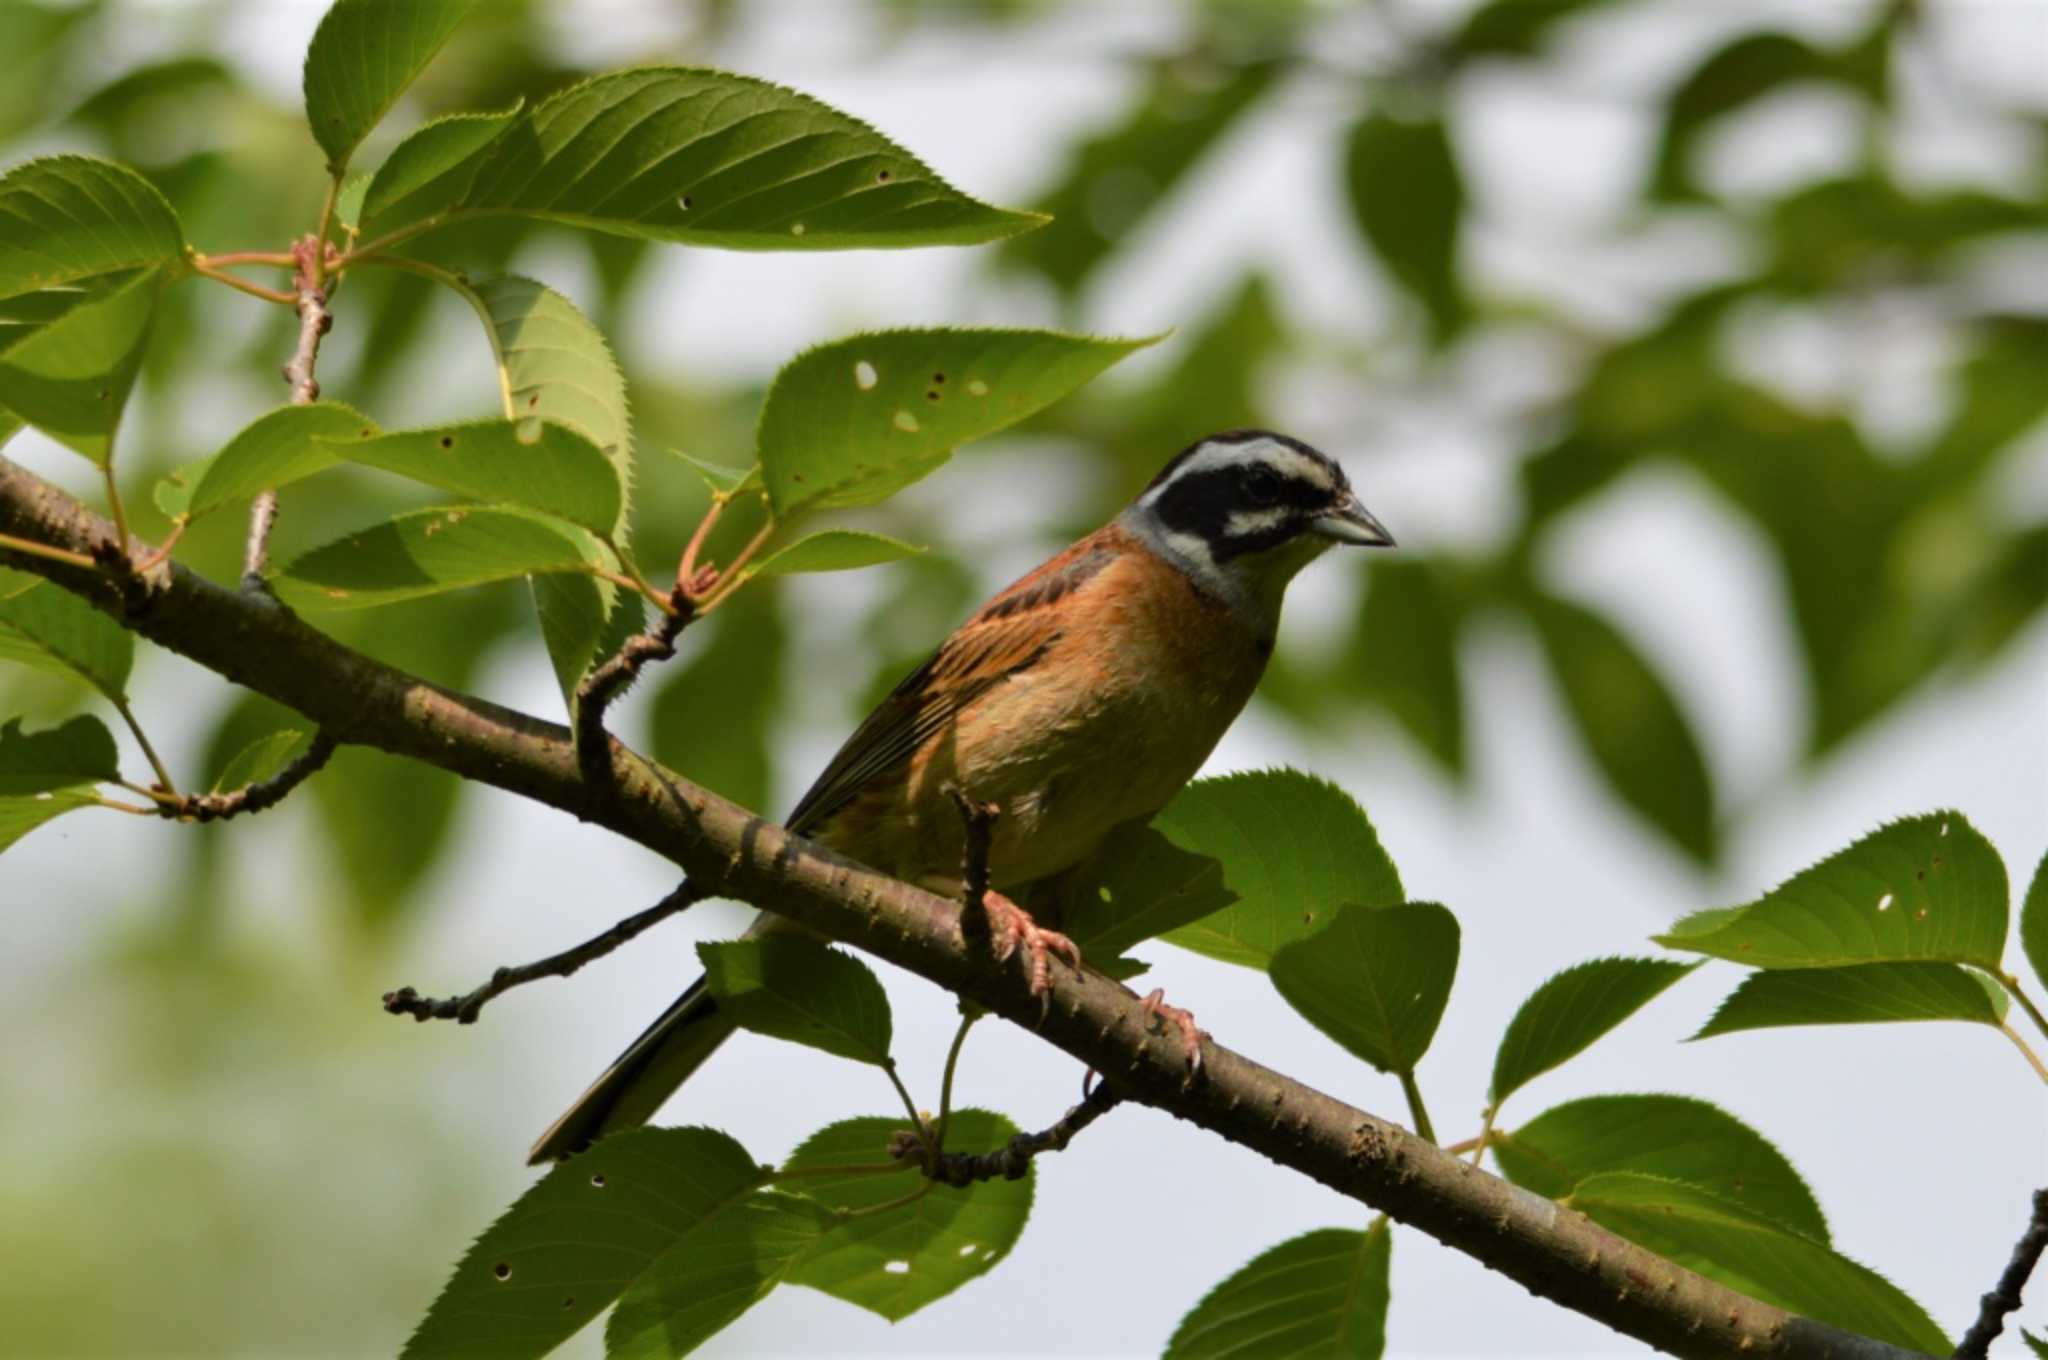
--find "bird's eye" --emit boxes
[1242,466,1282,505]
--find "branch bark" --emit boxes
[244,236,332,588]
[0,453,1927,1360]
[1953,1188,2048,1359]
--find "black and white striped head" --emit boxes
[1125,430,1393,608]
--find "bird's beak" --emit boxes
[1311,495,1395,547]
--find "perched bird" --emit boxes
[529,429,1393,1163]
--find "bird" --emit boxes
[528,429,1394,1164]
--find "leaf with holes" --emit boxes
[1057,821,1236,963]
[746,530,923,580]
[699,936,892,1066]
[302,0,481,174]
[1656,812,2009,970]
[0,266,158,465]
[1166,1222,1390,1359]
[0,156,183,300]
[606,1191,833,1360]
[210,729,311,795]
[155,402,378,520]
[1491,1094,1828,1242]
[326,419,622,535]
[1692,961,2007,1039]
[274,505,603,611]
[401,1125,767,1360]
[1158,770,1404,971]
[2022,848,2048,997]
[1345,112,1465,343]
[1269,902,1459,1074]
[0,714,117,795]
[358,103,522,230]
[1489,957,1697,1107]
[1569,1174,1948,1353]
[758,328,1154,516]
[0,566,134,702]
[783,1110,1031,1321]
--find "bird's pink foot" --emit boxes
[1140,988,1207,1073]
[981,890,1081,996]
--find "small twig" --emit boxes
[156,731,337,823]
[898,1081,1125,1187]
[573,588,696,791]
[945,785,999,950]
[382,878,707,1024]
[1399,1068,1438,1144]
[1954,1188,2048,1359]
[244,235,333,589]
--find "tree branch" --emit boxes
[1954,1188,2048,1359]
[156,730,336,821]
[244,235,333,589]
[899,1080,1123,1186]
[573,592,692,792]
[0,453,1926,1360]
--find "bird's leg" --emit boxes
[1140,988,1207,1073]
[981,891,1081,998]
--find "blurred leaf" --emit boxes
[1488,957,1697,1107]
[0,713,117,793]
[0,4,96,144]
[784,1110,1031,1321]
[274,505,602,611]
[0,784,97,853]
[1766,176,2040,293]
[302,0,483,175]
[358,102,522,229]
[332,172,369,233]
[758,328,1153,516]
[333,419,622,534]
[1528,590,1715,863]
[1115,272,1285,482]
[1569,1173,1948,1353]
[698,936,893,1066]
[1159,770,1403,970]
[649,586,783,814]
[0,566,134,701]
[2024,848,2048,996]
[998,57,1277,296]
[400,1125,764,1360]
[1649,32,1866,203]
[0,156,183,300]
[1656,812,2008,970]
[1919,318,2048,492]
[1344,111,1465,342]
[606,1191,832,1360]
[1056,821,1236,962]
[1165,1221,1390,1359]
[1494,1094,1828,1243]
[1270,902,1459,1075]
[1451,0,1607,59]
[209,729,311,795]
[1354,560,1464,776]
[1693,961,2006,1039]
[745,530,923,580]
[430,67,1044,249]
[0,266,159,465]
[155,402,378,521]
[2025,1328,2048,1359]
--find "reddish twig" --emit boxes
[244,235,332,590]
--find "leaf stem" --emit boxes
[883,1060,927,1137]
[0,531,97,571]
[769,1161,914,1182]
[109,694,177,796]
[694,514,777,613]
[187,257,297,306]
[935,1010,980,1150]
[198,250,297,269]
[839,1179,934,1221]
[2001,1024,2048,1086]
[676,494,726,590]
[332,216,446,273]
[99,464,131,563]
[90,795,160,816]
[1998,972,2048,1048]
[1399,1068,1438,1144]
[312,177,341,285]
[601,537,675,614]
[1469,1104,1498,1166]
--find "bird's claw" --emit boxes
[1140,988,1207,1073]
[982,891,1081,997]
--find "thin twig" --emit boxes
[383,879,707,1024]
[156,731,337,823]
[244,235,332,590]
[945,784,999,950]
[573,588,695,792]
[110,694,178,796]
[899,1081,1124,1187]
[1954,1188,2048,1359]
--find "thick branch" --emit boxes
[0,454,1925,1360]
[1954,1188,2048,1359]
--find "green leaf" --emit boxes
[1452,0,1608,58]
[439,67,1043,250]
[210,729,310,794]
[1491,1094,1828,1243]
[1656,812,2009,969]
[0,266,158,465]
[698,936,892,1066]
[1165,1222,1390,1360]
[605,1190,832,1360]
[1488,957,1697,1107]
[302,0,481,175]
[669,449,758,498]
[1529,591,1716,863]
[1158,770,1403,971]
[1353,560,1464,776]
[2022,847,2048,996]
[1344,112,1465,343]
[358,103,522,229]
[1650,33,1851,203]
[1569,1173,1948,1354]
[0,566,134,701]
[332,172,369,233]
[156,401,378,521]
[0,156,183,300]
[1269,902,1459,1074]
[1056,822,1236,963]
[746,530,923,580]
[331,419,622,535]
[400,1125,765,1360]
[274,505,602,611]
[1693,961,2006,1039]
[0,714,118,794]
[784,1110,1031,1321]
[758,327,1153,517]
[0,784,97,853]
[2024,1327,2048,1359]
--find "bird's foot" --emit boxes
[981,890,1081,997]
[1140,988,1207,1073]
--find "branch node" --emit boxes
[574,590,695,795]
[897,1081,1123,1187]
[1954,1186,2048,1359]
[158,731,337,823]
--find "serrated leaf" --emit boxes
[274,505,602,611]
[1692,961,2006,1039]
[1569,1173,1948,1354]
[1491,1094,1828,1243]
[0,155,183,300]
[156,401,377,521]
[0,265,158,465]
[1489,957,1697,1107]
[1269,902,1459,1074]
[400,1125,764,1360]
[1353,560,1464,776]
[605,1190,833,1360]
[329,419,622,535]
[302,0,481,174]
[434,67,1042,250]
[359,103,521,229]
[210,729,310,794]
[758,328,1152,516]
[1056,821,1236,962]
[698,936,892,1065]
[746,530,923,580]
[2022,848,2048,996]
[1529,591,1716,863]
[0,714,117,794]
[0,566,133,701]
[1165,1222,1390,1360]
[1657,812,2008,969]
[1345,112,1465,343]
[669,449,758,498]
[1158,770,1403,971]
[784,1110,1030,1321]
